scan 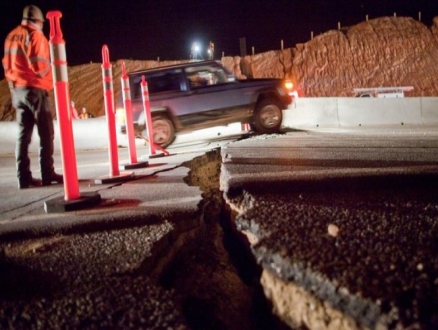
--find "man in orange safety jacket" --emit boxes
[2,5,63,189]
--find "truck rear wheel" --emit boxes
[252,98,283,134]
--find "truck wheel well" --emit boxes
[138,107,171,126]
[256,92,280,108]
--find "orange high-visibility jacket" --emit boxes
[2,21,53,91]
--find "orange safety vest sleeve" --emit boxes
[2,22,53,91]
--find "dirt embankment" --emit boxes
[1,16,438,121]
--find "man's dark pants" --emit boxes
[12,86,55,185]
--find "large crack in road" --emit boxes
[170,148,289,330]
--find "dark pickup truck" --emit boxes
[116,60,293,147]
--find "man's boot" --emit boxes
[42,172,64,186]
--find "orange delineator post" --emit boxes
[94,46,133,184]
[46,11,79,200]
[44,11,100,213]
[121,61,137,164]
[101,45,120,177]
[141,75,156,156]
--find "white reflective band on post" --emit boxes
[102,68,113,91]
[50,44,68,82]
[123,90,131,100]
[122,78,131,100]
[103,67,112,77]
[103,82,112,91]
[53,65,68,82]
[51,44,67,61]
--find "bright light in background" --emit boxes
[191,41,203,60]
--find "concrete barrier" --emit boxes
[337,97,423,126]
[282,97,339,128]
[282,97,438,129]
[421,97,438,124]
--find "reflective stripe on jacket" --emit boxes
[2,21,52,91]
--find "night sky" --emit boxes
[1,0,437,74]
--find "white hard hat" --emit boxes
[23,5,45,22]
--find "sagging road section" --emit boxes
[220,127,438,330]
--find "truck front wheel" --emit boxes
[141,115,175,148]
